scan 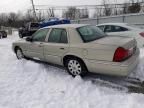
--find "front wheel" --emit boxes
[65,58,87,77]
[16,48,24,59]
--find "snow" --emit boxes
[130,49,144,81]
[0,32,144,108]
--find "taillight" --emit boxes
[113,47,130,62]
[139,32,144,37]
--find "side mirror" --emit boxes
[26,37,32,42]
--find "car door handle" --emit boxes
[60,48,65,50]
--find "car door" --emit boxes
[104,25,129,36]
[44,28,69,65]
[25,28,49,60]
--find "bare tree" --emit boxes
[62,7,78,20]
[37,11,45,21]
[128,2,141,13]
[102,0,112,16]
[62,7,89,19]
[0,13,8,26]
[123,2,129,14]
[79,8,89,18]
[92,6,104,18]
[47,8,55,18]
[8,13,19,27]
[25,10,35,22]
[113,0,118,15]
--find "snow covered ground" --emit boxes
[0,32,144,108]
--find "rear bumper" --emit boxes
[84,49,140,77]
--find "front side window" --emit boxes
[48,28,68,43]
[77,25,106,42]
[32,29,49,42]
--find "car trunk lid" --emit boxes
[91,36,137,49]
[85,36,137,62]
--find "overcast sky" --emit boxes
[0,0,126,13]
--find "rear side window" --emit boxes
[48,28,68,43]
[60,30,68,43]
[97,25,105,31]
[105,25,128,32]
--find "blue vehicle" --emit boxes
[39,17,70,28]
[19,18,70,38]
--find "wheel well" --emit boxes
[0,32,2,35]
[14,46,20,53]
[63,55,87,70]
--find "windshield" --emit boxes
[77,25,106,42]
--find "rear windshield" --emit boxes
[77,25,106,42]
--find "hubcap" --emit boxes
[68,60,82,76]
[16,49,24,59]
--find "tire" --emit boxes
[4,32,7,38]
[16,48,24,59]
[65,58,87,77]
[2,32,7,38]
[19,33,23,38]
[0,32,3,39]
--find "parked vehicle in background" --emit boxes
[18,22,40,38]
[39,17,71,28]
[13,24,139,77]
[0,30,7,39]
[96,23,144,48]
[18,18,70,38]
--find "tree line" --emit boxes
[0,0,143,28]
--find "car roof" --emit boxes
[97,23,143,30]
[43,24,89,29]
[97,23,128,26]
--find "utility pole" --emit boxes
[30,0,37,21]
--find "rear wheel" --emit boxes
[65,58,87,77]
[3,32,7,38]
[0,32,3,39]
[16,48,24,59]
[19,33,23,38]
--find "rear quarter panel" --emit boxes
[67,27,117,62]
[67,43,116,62]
